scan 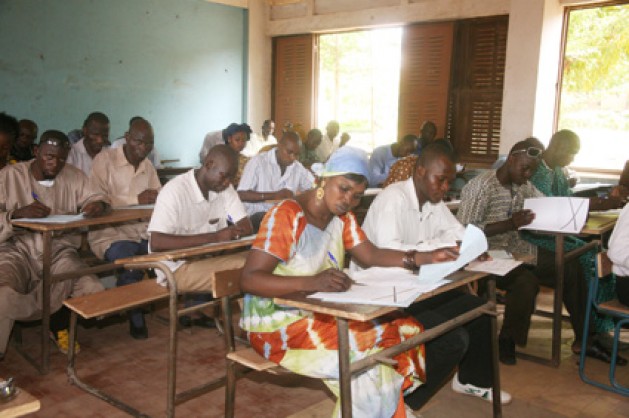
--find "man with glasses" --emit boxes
[457,138,544,365]
[88,118,161,339]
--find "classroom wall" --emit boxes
[0,0,247,167]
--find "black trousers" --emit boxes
[494,265,539,346]
[403,290,493,410]
[617,275,629,307]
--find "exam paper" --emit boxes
[465,258,522,276]
[417,224,488,283]
[118,204,155,209]
[519,197,589,234]
[14,214,85,224]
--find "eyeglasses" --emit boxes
[40,138,71,149]
[511,146,542,158]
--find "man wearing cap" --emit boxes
[237,131,314,231]
[0,131,109,359]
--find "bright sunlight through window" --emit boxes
[558,3,629,170]
[317,28,402,153]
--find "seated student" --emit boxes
[148,145,253,326]
[241,150,461,418]
[0,131,109,359]
[458,138,625,365]
[369,134,417,187]
[67,111,110,175]
[0,113,19,171]
[299,128,323,170]
[313,120,340,163]
[527,129,627,345]
[89,118,161,339]
[355,142,511,410]
[416,121,437,154]
[12,119,38,162]
[243,119,277,157]
[608,202,629,307]
[111,116,162,169]
[199,123,252,187]
[237,131,314,231]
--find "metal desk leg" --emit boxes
[487,277,503,418]
[337,318,352,418]
[552,235,565,367]
[41,230,53,375]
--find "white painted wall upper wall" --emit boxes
[0,0,247,167]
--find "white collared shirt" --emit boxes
[608,202,629,276]
[237,148,314,215]
[148,169,247,283]
[242,133,277,157]
[357,177,465,264]
[67,137,108,176]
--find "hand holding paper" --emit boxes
[519,197,589,234]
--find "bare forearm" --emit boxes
[238,190,272,202]
[241,271,314,297]
[483,220,514,237]
[150,231,223,252]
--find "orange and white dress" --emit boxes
[241,200,426,418]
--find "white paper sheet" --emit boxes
[14,214,85,224]
[118,204,155,209]
[465,259,522,276]
[519,197,589,234]
[417,224,488,283]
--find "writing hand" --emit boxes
[511,209,535,228]
[312,268,351,292]
[12,200,51,219]
[138,189,159,204]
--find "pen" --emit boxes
[327,251,340,270]
[31,192,40,202]
[227,214,234,226]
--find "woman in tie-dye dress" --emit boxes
[240,148,430,418]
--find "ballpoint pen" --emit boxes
[227,214,235,226]
[327,251,365,286]
[31,192,40,202]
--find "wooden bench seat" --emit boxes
[226,348,279,373]
[63,279,168,319]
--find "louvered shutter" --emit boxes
[447,16,508,163]
[272,34,316,132]
[398,22,454,139]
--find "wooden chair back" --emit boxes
[596,251,613,279]
[213,268,244,299]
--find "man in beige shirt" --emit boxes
[0,131,109,360]
[89,118,161,339]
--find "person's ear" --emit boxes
[415,165,427,179]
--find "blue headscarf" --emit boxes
[313,146,370,181]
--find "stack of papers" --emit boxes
[14,214,85,224]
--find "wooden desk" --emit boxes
[0,378,40,418]
[11,208,153,374]
[275,270,502,418]
[69,236,254,417]
[581,212,619,237]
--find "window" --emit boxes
[558,1,629,171]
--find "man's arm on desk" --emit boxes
[150,216,253,252]
[237,189,293,202]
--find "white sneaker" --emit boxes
[451,373,512,405]
[404,404,423,418]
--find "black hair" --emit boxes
[400,134,418,145]
[129,116,144,127]
[222,123,253,142]
[509,137,543,154]
[38,130,71,149]
[342,172,368,186]
[83,111,110,128]
[416,141,457,168]
[0,112,19,140]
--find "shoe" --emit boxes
[451,373,512,405]
[50,330,80,354]
[129,323,148,340]
[404,403,423,417]
[498,336,516,365]
[583,340,627,366]
[179,314,216,329]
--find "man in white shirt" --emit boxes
[607,202,629,307]
[356,142,511,411]
[237,131,314,231]
[314,120,340,162]
[67,112,110,175]
[111,116,162,169]
[243,119,277,157]
[89,118,161,339]
[148,144,253,327]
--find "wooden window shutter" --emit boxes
[272,34,317,134]
[398,22,454,139]
[447,16,509,164]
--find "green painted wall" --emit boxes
[0,0,246,166]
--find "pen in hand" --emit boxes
[327,251,366,286]
[31,192,40,202]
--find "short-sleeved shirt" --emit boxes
[456,170,542,260]
[240,199,366,333]
[67,138,106,176]
[237,148,314,215]
[147,169,247,283]
[88,147,162,258]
